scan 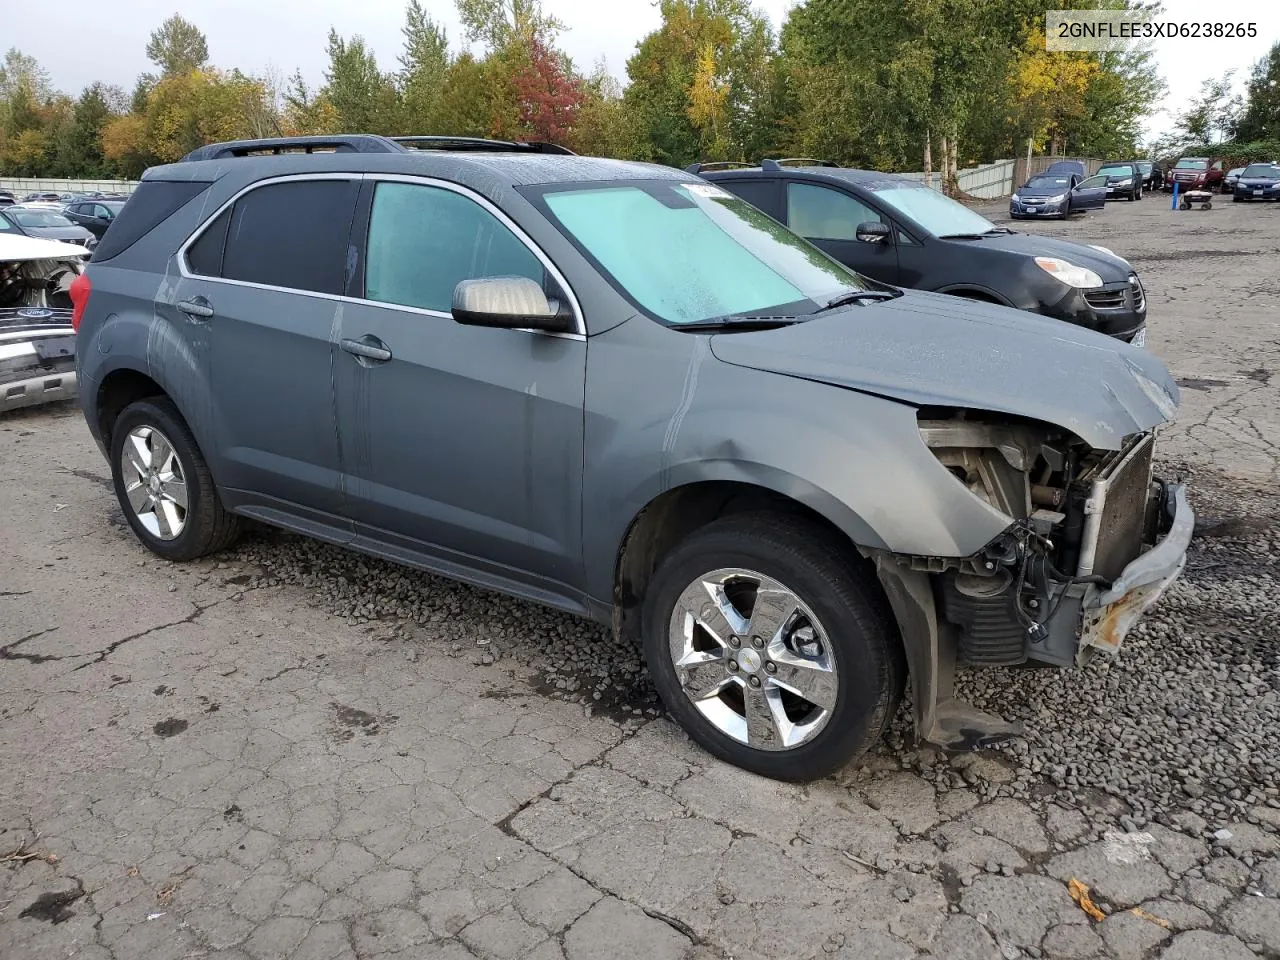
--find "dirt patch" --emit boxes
[19,887,83,924]
[153,717,188,738]
[329,702,397,741]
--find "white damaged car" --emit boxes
[0,234,87,412]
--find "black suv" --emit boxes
[63,199,126,239]
[695,159,1147,344]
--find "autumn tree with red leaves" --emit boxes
[511,39,585,143]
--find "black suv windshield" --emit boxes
[863,182,998,237]
[1242,164,1280,178]
[1097,164,1133,176]
[537,180,868,326]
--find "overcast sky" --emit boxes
[8,0,1280,146]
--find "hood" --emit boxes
[0,233,92,262]
[24,225,91,242]
[958,232,1135,280]
[1015,182,1071,198]
[708,290,1179,450]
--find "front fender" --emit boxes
[581,320,1013,604]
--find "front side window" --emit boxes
[363,181,544,313]
[538,180,867,326]
[787,183,883,241]
[1077,175,1107,189]
[219,179,359,295]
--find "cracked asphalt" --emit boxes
[2,196,1279,960]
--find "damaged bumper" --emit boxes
[1079,483,1193,659]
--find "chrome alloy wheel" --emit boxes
[668,568,838,751]
[119,425,188,540]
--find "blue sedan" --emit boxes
[1233,163,1280,201]
[1010,173,1106,219]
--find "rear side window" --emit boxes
[221,179,359,295]
[363,181,544,313]
[719,180,781,219]
[186,207,231,277]
[787,183,883,241]
[90,180,211,262]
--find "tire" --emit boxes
[1203,201,1212,210]
[110,397,240,561]
[1233,195,1241,202]
[641,513,904,781]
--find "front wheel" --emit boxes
[110,397,241,561]
[642,514,903,781]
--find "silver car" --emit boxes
[74,135,1194,780]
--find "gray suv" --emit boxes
[73,135,1194,781]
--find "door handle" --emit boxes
[340,335,392,363]
[177,297,214,319]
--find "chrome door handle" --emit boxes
[341,336,392,363]
[177,297,214,319]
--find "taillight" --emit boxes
[70,272,91,331]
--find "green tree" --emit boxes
[1235,42,1280,141]
[1178,73,1241,145]
[399,0,451,133]
[322,30,400,134]
[145,14,210,77]
[455,0,561,51]
[52,83,116,176]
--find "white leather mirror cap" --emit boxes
[453,276,553,318]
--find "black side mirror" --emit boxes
[451,277,574,333]
[855,221,891,244]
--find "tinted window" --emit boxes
[222,179,359,295]
[787,183,882,240]
[186,207,232,277]
[1096,164,1133,176]
[719,180,780,218]
[364,181,544,313]
[91,179,211,262]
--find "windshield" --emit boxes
[538,181,867,325]
[1242,164,1280,178]
[1025,176,1071,190]
[865,183,996,237]
[11,209,72,228]
[1097,164,1133,176]
[1175,159,1208,170]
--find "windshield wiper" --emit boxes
[939,228,1009,240]
[817,289,903,312]
[675,316,800,332]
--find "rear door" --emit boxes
[174,175,360,528]
[1071,175,1107,211]
[783,181,899,283]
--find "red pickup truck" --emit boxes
[1165,157,1225,191]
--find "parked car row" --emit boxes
[0,205,97,248]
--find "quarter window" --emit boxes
[787,183,883,241]
[363,181,544,313]
[219,179,359,295]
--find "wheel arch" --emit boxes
[609,475,895,661]
[936,284,1010,306]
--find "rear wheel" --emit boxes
[110,398,240,561]
[641,514,903,781]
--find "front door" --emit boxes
[333,178,587,595]
[175,176,360,523]
[1071,175,1107,212]
[784,181,899,283]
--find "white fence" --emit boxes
[1,177,138,196]
[898,159,1016,199]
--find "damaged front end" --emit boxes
[0,241,84,412]
[871,409,1193,750]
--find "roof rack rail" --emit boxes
[760,157,840,171]
[180,135,405,162]
[684,161,753,175]
[391,136,576,155]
